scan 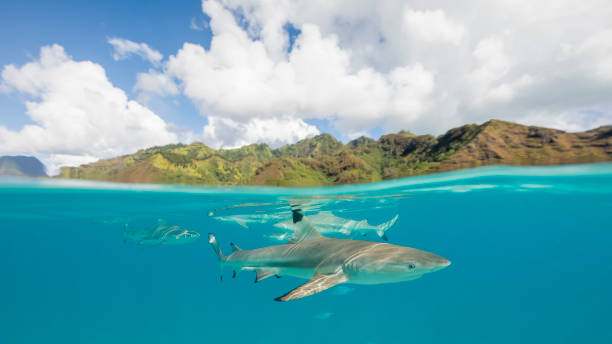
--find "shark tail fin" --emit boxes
[208,233,226,280]
[208,233,225,260]
[375,214,399,241]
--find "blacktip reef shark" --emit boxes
[212,209,397,240]
[211,213,290,229]
[208,210,450,301]
[124,220,200,246]
[273,211,399,241]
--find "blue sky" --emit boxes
[0,0,212,132]
[1,0,611,173]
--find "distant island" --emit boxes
[56,120,611,186]
[0,156,47,177]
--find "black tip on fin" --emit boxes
[275,275,281,278]
[381,233,389,241]
[273,297,284,302]
[232,270,236,278]
[292,209,303,223]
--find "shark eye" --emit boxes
[408,263,416,269]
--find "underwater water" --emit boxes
[1,163,612,344]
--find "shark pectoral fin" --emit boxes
[254,269,278,283]
[274,272,348,302]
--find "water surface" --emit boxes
[1,164,611,343]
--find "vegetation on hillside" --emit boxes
[57,120,612,186]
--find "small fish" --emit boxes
[124,220,200,246]
[274,211,398,241]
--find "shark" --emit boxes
[212,213,290,229]
[208,210,450,301]
[124,220,200,246]
[273,211,399,241]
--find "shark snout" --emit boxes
[424,255,451,272]
[430,257,451,272]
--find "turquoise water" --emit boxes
[1,164,612,343]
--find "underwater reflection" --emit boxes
[123,220,200,246]
[212,208,398,241]
[274,211,398,241]
[211,213,290,229]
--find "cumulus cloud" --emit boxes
[146,0,612,141]
[5,0,612,168]
[202,116,319,149]
[0,44,177,174]
[108,37,163,65]
[402,9,464,44]
[134,69,179,99]
[560,29,612,81]
[190,17,205,31]
[468,36,534,105]
[149,0,436,145]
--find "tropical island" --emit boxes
[0,156,47,177]
[50,119,611,187]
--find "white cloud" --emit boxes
[403,9,464,44]
[42,154,99,176]
[471,37,511,87]
[468,36,534,105]
[202,116,319,149]
[5,0,612,167]
[149,0,436,146]
[560,29,612,81]
[107,37,163,65]
[172,0,609,135]
[190,17,205,31]
[0,44,177,175]
[134,69,179,99]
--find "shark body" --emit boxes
[124,221,200,246]
[273,211,399,240]
[213,210,398,240]
[212,213,289,229]
[208,211,450,301]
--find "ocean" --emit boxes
[1,163,611,343]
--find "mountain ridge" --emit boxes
[56,119,612,186]
[0,156,47,177]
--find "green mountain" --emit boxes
[57,120,612,186]
[0,156,47,177]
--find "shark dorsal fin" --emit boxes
[288,210,323,244]
[230,242,242,252]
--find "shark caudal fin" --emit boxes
[208,233,228,281]
[208,233,225,260]
[375,214,399,241]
